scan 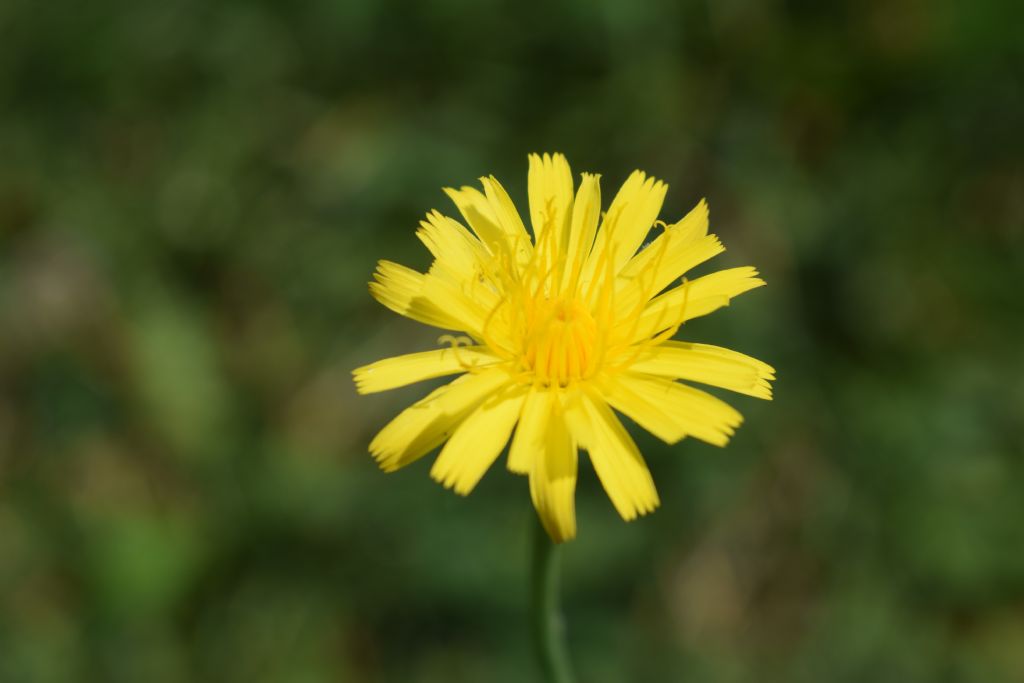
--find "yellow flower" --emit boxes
[353,153,774,542]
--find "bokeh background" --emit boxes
[1,0,1022,681]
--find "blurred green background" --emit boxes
[1,0,1022,681]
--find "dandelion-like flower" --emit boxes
[354,153,774,542]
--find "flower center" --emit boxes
[522,297,598,386]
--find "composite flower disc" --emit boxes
[354,153,774,541]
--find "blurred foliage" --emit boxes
[1,0,1023,681]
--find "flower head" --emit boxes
[354,153,774,541]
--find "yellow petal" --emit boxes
[370,261,495,339]
[419,273,491,338]
[564,388,659,521]
[529,408,578,543]
[430,387,526,494]
[562,173,601,293]
[629,341,775,399]
[626,266,766,344]
[605,372,743,447]
[620,199,710,280]
[443,185,506,253]
[584,170,668,281]
[369,368,510,472]
[416,210,488,283]
[508,386,550,474]
[668,198,709,241]
[614,234,724,319]
[615,201,724,312]
[527,152,574,253]
[353,346,503,395]
[480,175,530,244]
[369,261,462,330]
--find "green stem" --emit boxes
[530,515,575,683]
